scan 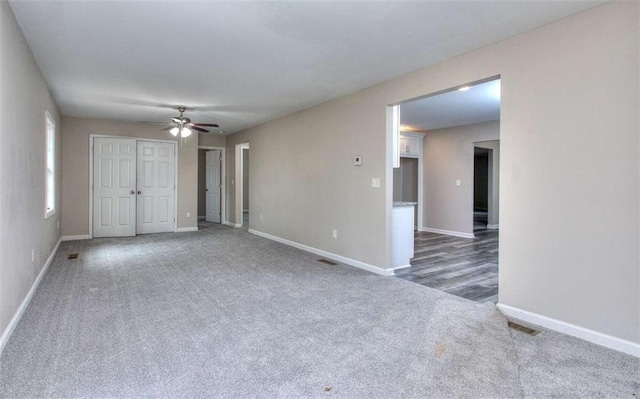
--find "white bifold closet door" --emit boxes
[93,138,175,238]
[136,141,176,234]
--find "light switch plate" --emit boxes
[354,156,362,166]
[372,178,381,188]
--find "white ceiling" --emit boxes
[400,79,501,131]
[9,1,604,134]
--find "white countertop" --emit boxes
[393,201,417,207]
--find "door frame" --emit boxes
[235,142,249,227]
[89,134,178,239]
[198,145,226,225]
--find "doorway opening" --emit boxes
[235,142,250,227]
[474,147,490,231]
[391,77,501,303]
[198,146,225,228]
[473,141,499,232]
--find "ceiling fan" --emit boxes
[158,107,220,138]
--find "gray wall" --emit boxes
[61,117,198,236]
[198,132,226,148]
[423,121,500,235]
[225,3,639,344]
[0,2,62,340]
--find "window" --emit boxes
[45,111,55,219]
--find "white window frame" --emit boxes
[45,111,55,219]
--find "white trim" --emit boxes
[399,131,426,140]
[487,224,499,230]
[224,221,242,228]
[388,105,400,168]
[497,303,640,358]
[61,235,90,241]
[0,237,62,355]
[419,226,475,239]
[248,229,394,276]
[44,111,56,220]
[175,227,198,232]
[235,143,250,227]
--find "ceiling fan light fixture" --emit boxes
[180,127,192,137]
[169,127,179,136]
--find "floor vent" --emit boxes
[508,321,540,336]
[317,258,338,266]
[68,253,79,260]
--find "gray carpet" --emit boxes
[0,224,638,397]
[401,300,521,398]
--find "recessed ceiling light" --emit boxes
[458,86,470,91]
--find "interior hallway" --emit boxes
[395,229,499,303]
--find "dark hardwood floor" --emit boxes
[395,228,499,303]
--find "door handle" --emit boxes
[205,188,208,192]
[130,190,135,195]
[137,190,142,195]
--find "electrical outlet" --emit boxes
[31,249,35,263]
[186,212,191,218]
[332,229,338,239]
[56,221,59,229]
[371,178,381,188]
[260,214,263,221]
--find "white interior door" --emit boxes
[93,137,137,237]
[205,150,221,223]
[136,141,176,234]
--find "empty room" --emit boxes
[1,1,638,397]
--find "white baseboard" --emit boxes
[487,224,499,230]
[61,234,90,241]
[175,227,198,232]
[224,221,242,228]
[419,226,475,239]
[248,229,394,276]
[497,303,640,358]
[0,237,62,355]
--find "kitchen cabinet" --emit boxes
[399,132,424,158]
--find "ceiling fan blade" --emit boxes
[191,123,219,128]
[189,125,209,133]
[171,117,182,123]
